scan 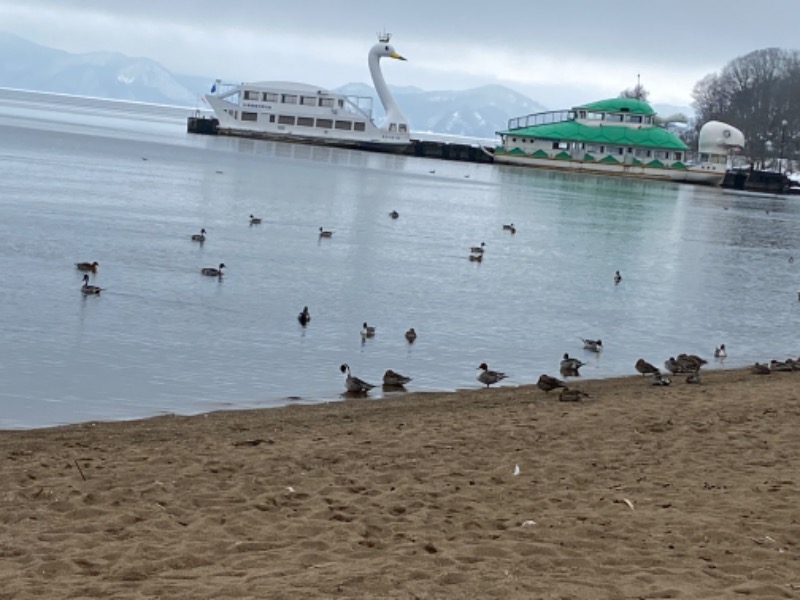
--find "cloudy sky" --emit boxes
[1,0,797,109]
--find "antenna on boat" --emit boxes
[636,74,641,99]
[378,30,391,43]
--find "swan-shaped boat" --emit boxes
[204,33,411,152]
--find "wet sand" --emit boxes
[1,367,798,599]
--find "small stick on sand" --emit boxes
[73,459,87,482]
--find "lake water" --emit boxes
[1,88,799,429]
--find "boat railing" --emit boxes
[507,110,573,131]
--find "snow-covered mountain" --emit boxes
[0,32,548,137]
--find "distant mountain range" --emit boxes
[0,32,690,138]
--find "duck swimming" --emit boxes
[191,228,207,242]
[201,263,225,277]
[613,270,622,285]
[581,338,603,352]
[470,242,486,254]
[340,364,375,394]
[80,274,102,295]
[477,363,507,387]
[297,306,310,326]
[75,261,99,273]
[383,369,412,387]
[361,322,376,338]
[319,227,333,238]
[405,328,417,343]
[389,210,399,219]
[249,214,262,225]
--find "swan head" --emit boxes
[374,32,406,61]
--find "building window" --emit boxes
[625,115,643,123]
[334,120,352,131]
[243,90,257,100]
[263,92,279,102]
[269,114,276,123]
[278,115,295,125]
[300,96,316,106]
[319,98,334,108]
[297,117,314,127]
[316,118,333,128]
[552,141,568,150]
[606,114,624,122]
[353,122,366,131]
[674,152,683,161]
[241,112,258,122]
[655,150,670,160]
[282,94,298,104]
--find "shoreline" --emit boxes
[2,365,799,598]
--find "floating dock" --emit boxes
[187,116,494,164]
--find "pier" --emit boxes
[187,116,494,164]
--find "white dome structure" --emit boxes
[698,121,745,154]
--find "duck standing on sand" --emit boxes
[297,306,310,326]
[477,363,507,387]
[752,362,771,375]
[714,344,727,359]
[383,369,412,388]
[635,358,660,377]
[75,261,99,273]
[537,374,566,394]
[80,274,103,295]
[340,364,375,394]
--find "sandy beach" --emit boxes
[1,367,798,599]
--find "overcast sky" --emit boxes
[1,0,798,109]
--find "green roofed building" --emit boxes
[494,98,745,185]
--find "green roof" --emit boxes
[498,120,688,150]
[577,98,655,115]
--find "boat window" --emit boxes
[700,153,710,162]
[605,114,624,122]
[278,115,295,125]
[674,152,682,161]
[241,112,258,122]
[399,124,408,133]
[316,118,333,128]
[282,94,298,104]
[551,141,568,150]
[269,115,276,123]
[263,92,279,102]
[655,150,670,159]
[353,122,366,131]
[625,115,643,123]
[634,149,650,158]
[334,120,352,131]
[243,90,257,100]
[586,144,600,153]
[389,123,397,132]
[644,116,653,124]
[586,112,603,120]
[338,99,344,107]
[297,117,314,127]
[319,98,334,108]
[300,96,317,106]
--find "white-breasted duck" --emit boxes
[80,274,103,295]
[191,228,207,242]
[340,364,375,394]
[201,263,225,277]
[477,363,507,387]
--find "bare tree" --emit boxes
[619,79,650,102]
[691,48,800,168]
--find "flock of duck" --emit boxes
[76,214,796,402]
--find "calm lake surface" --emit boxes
[1,88,799,429]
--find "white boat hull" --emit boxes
[493,153,726,185]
